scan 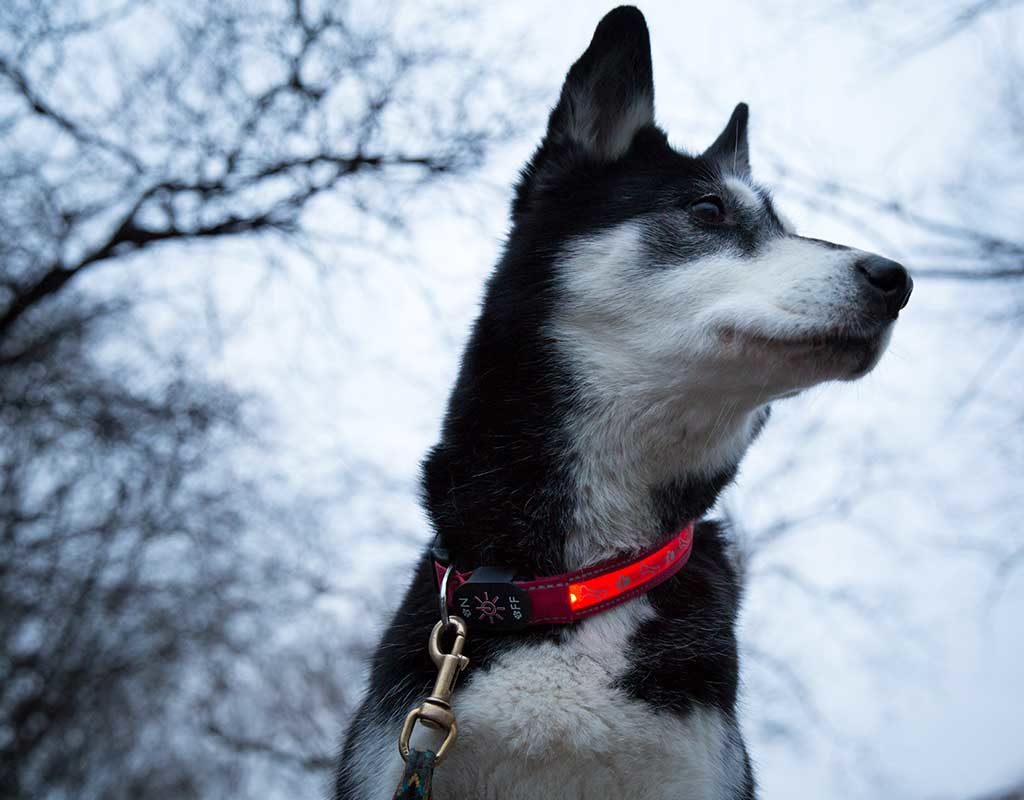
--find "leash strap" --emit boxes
[392,748,436,800]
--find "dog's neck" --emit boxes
[422,349,765,575]
[560,388,764,568]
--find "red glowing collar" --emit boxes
[433,523,694,631]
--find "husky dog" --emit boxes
[335,6,911,799]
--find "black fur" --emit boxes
[336,7,763,798]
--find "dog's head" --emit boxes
[510,6,912,408]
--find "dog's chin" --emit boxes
[838,330,891,380]
[718,323,893,381]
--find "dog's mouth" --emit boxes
[719,326,875,351]
[717,324,889,377]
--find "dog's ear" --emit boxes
[703,103,750,177]
[512,7,654,218]
[545,6,655,161]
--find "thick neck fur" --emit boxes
[561,388,764,568]
[421,279,767,575]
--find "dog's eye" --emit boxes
[688,196,726,225]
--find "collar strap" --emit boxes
[433,522,694,631]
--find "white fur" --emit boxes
[725,175,796,233]
[724,177,761,213]
[774,206,797,235]
[549,221,876,567]
[352,602,747,799]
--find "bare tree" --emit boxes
[0,1,519,797]
[0,0,515,339]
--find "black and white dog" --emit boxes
[335,6,911,798]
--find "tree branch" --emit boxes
[204,722,333,772]
[0,57,143,172]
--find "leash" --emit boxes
[392,747,437,800]
[393,615,469,800]
[391,523,695,798]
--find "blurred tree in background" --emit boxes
[0,0,516,796]
[730,3,1023,796]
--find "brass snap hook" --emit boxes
[398,617,470,766]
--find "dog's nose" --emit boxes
[856,254,913,317]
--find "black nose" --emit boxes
[856,254,913,317]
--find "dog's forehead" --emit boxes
[723,177,761,211]
[716,173,792,235]
[626,143,774,217]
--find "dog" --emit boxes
[334,6,912,799]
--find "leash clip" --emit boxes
[398,617,470,766]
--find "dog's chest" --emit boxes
[362,601,746,800]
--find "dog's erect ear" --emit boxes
[703,103,750,176]
[545,6,654,161]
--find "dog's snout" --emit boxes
[856,254,913,317]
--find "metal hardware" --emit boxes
[451,567,532,631]
[398,617,470,766]
[438,564,455,627]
